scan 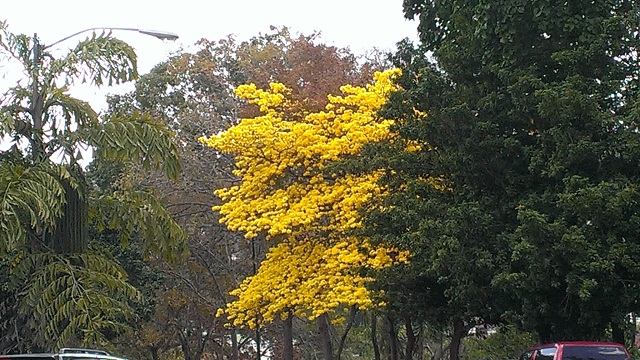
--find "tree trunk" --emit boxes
[51,171,87,254]
[371,313,381,360]
[231,327,239,360]
[146,346,160,360]
[387,315,399,360]
[283,314,294,360]
[405,315,416,360]
[449,317,465,360]
[318,313,334,360]
[194,332,209,360]
[611,320,625,345]
[30,35,46,163]
[416,325,424,360]
[337,306,357,360]
[179,330,193,360]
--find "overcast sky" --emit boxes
[1,0,418,110]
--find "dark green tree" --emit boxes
[365,0,640,356]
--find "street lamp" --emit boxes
[44,27,179,50]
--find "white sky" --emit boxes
[1,0,418,111]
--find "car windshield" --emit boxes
[562,345,628,360]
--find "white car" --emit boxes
[0,348,129,360]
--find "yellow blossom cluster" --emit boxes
[217,237,408,328]
[200,69,401,239]
[233,82,289,114]
[201,69,414,329]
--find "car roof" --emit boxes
[528,341,627,350]
[0,349,129,360]
[58,355,127,360]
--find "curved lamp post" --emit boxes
[44,27,179,49]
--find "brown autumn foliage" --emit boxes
[196,26,385,118]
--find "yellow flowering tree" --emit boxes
[200,69,404,357]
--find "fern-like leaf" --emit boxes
[85,111,182,180]
[0,163,70,254]
[53,32,138,86]
[91,189,188,263]
[13,248,139,349]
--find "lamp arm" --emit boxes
[43,27,177,49]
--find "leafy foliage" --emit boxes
[221,238,403,327]
[11,250,139,348]
[202,70,398,240]
[0,21,185,352]
[461,326,536,360]
[0,162,69,254]
[85,111,181,180]
[90,189,186,263]
[61,32,138,86]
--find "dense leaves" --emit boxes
[366,0,640,355]
[0,21,185,352]
[13,251,139,347]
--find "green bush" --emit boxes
[461,326,537,360]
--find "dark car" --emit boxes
[519,341,630,360]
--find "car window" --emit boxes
[561,345,629,360]
[536,347,557,360]
[59,350,108,355]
